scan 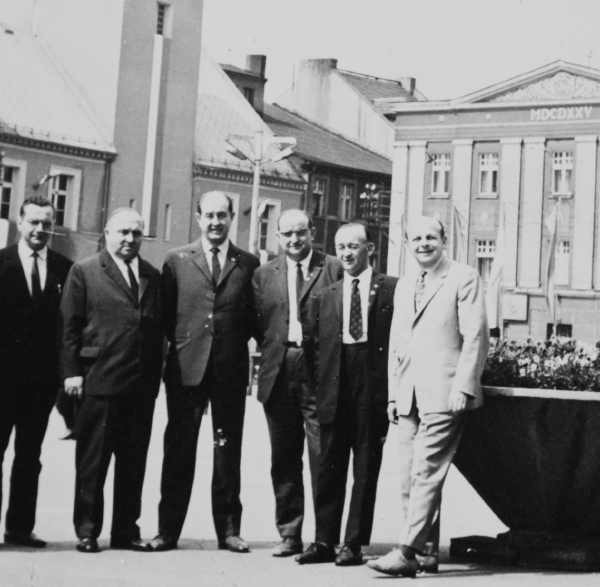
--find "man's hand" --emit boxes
[387,401,399,425]
[448,389,469,413]
[64,376,84,398]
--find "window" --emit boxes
[546,323,572,339]
[476,239,496,283]
[311,177,326,217]
[156,3,170,36]
[479,153,499,196]
[163,204,172,241]
[555,239,570,285]
[49,174,70,226]
[431,153,451,196]
[47,166,81,230]
[243,87,255,107]
[257,198,281,254]
[0,166,15,219]
[339,181,355,221]
[551,152,573,195]
[258,204,274,251]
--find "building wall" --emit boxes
[388,98,600,343]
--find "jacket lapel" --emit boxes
[330,280,343,335]
[138,258,152,301]
[217,242,240,287]
[7,245,31,301]
[190,240,213,284]
[412,257,451,326]
[100,250,136,303]
[367,271,381,315]
[299,249,325,303]
[272,255,288,304]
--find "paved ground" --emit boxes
[2,391,598,586]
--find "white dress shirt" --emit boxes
[108,252,140,289]
[201,238,229,276]
[18,239,48,294]
[342,266,372,344]
[286,250,313,344]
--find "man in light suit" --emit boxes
[368,215,489,577]
[0,196,72,548]
[150,191,259,553]
[296,222,396,566]
[61,207,163,553]
[252,209,342,557]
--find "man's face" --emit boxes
[277,211,313,261]
[335,225,372,276]
[104,212,144,262]
[406,217,446,269]
[17,204,54,251]
[195,193,232,246]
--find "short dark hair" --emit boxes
[339,219,373,243]
[19,196,55,218]
[197,192,234,215]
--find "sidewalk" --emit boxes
[2,392,598,586]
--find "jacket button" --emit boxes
[378,346,383,352]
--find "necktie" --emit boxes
[295,261,304,318]
[126,260,139,302]
[349,278,363,341]
[414,270,427,311]
[211,247,221,287]
[31,251,42,301]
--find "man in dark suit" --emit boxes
[150,191,259,553]
[60,207,163,554]
[296,222,396,566]
[252,209,342,557]
[0,196,72,548]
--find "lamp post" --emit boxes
[225,131,296,253]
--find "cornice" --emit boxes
[193,163,306,192]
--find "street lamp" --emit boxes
[225,131,296,253]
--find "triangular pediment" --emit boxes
[458,61,600,105]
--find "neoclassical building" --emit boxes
[380,61,600,343]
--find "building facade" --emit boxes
[380,61,600,343]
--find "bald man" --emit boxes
[252,209,342,557]
[368,216,488,576]
[151,192,259,553]
[60,208,163,553]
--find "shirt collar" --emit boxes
[286,249,313,270]
[18,239,48,261]
[344,265,372,286]
[108,250,139,272]
[201,237,229,257]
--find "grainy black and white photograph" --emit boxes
[1,0,600,585]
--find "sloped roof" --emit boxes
[263,103,391,175]
[195,53,302,181]
[220,63,263,79]
[0,26,114,152]
[338,69,419,102]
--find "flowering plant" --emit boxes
[482,337,600,391]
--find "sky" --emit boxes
[202,0,600,102]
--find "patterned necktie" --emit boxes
[296,261,304,319]
[31,251,42,301]
[414,270,427,311]
[349,278,363,341]
[126,259,139,302]
[211,247,221,286]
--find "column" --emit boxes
[500,138,522,287]
[387,141,409,277]
[518,137,545,288]
[573,135,597,290]
[451,139,473,263]
[405,141,427,277]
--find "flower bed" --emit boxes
[482,337,600,391]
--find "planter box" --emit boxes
[451,385,600,571]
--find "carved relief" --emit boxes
[485,72,600,102]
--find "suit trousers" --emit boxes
[0,383,55,536]
[264,346,320,540]
[315,344,388,547]
[159,364,246,542]
[73,393,155,540]
[396,401,464,552]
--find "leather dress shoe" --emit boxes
[148,535,178,552]
[4,532,47,548]
[219,535,250,553]
[295,542,336,564]
[367,548,418,577]
[335,544,364,566]
[416,553,439,573]
[272,537,303,557]
[110,537,152,551]
[76,537,100,553]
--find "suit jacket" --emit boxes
[0,243,72,388]
[60,250,163,397]
[163,240,259,390]
[312,271,397,425]
[388,256,489,416]
[252,249,342,404]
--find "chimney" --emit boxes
[399,76,416,96]
[246,54,267,79]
